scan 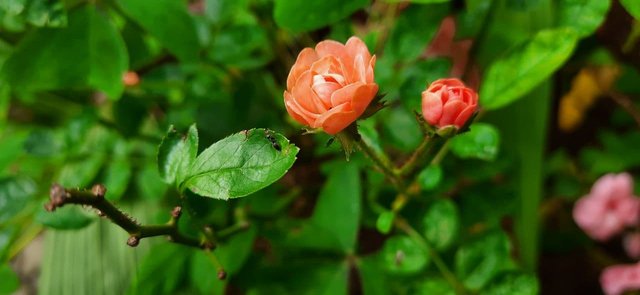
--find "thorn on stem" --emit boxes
[127,236,140,247]
[92,184,107,198]
[217,270,227,280]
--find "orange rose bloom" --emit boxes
[421,78,477,129]
[284,37,378,135]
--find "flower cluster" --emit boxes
[573,173,640,295]
[284,36,478,135]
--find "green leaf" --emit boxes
[23,129,63,157]
[216,225,257,274]
[116,0,200,62]
[480,28,578,110]
[557,0,610,37]
[204,0,250,26]
[384,4,448,63]
[358,255,388,295]
[182,128,298,200]
[157,124,198,185]
[0,176,36,223]
[103,159,131,201]
[137,163,168,201]
[417,165,443,190]
[36,205,93,230]
[450,123,500,161]
[273,0,369,32]
[455,231,512,290]
[621,0,640,20]
[131,244,190,295]
[481,272,539,295]
[1,6,127,99]
[58,152,106,188]
[376,211,395,234]
[208,24,273,70]
[423,199,460,251]
[0,264,19,295]
[190,251,225,294]
[382,236,429,275]
[417,277,455,295]
[383,0,449,3]
[287,261,349,295]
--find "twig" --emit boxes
[609,91,640,129]
[45,184,208,250]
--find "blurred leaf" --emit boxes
[190,251,225,294]
[132,244,190,295]
[417,277,455,295]
[455,231,512,290]
[384,0,448,3]
[183,128,298,200]
[399,58,452,110]
[557,0,610,37]
[36,206,93,230]
[0,264,19,295]
[287,261,349,295]
[116,0,200,63]
[381,107,422,152]
[382,235,429,275]
[450,123,500,161]
[376,211,395,234]
[23,129,62,157]
[0,0,67,28]
[157,124,198,185]
[103,159,132,201]
[417,165,443,190]
[209,24,273,70]
[480,272,539,295]
[0,176,36,223]
[384,4,448,63]
[359,255,388,295]
[273,0,369,32]
[621,0,640,20]
[113,95,148,137]
[0,228,14,262]
[1,6,127,99]
[480,28,578,110]
[58,152,106,187]
[136,163,168,201]
[216,225,257,274]
[423,199,459,251]
[204,0,250,26]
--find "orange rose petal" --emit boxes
[440,100,467,126]
[350,83,379,114]
[287,48,319,90]
[284,91,312,126]
[345,37,372,66]
[316,40,347,59]
[312,81,341,108]
[453,105,475,127]
[422,91,444,125]
[310,55,342,76]
[353,54,367,83]
[317,104,355,135]
[330,82,363,106]
[366,55,376,83]
[286,93,321,125]
[292,71,328,113]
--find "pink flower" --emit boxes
[284,36,378,135]
[624,232,640,259]
[421,78,478,129]
[601,262,640,295]
[573,173,640,241]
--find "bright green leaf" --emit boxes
[455,231,512,290]
[557,0,610,37]
[273,0,369,32]
[450,123,500,161]
[480,28,578,110]
[424,199,460,251]
[182,128,298,200]
[359,255,388,295]
[417,277,455,295]
[116,0,200,62]
[417,165,443,190]
[481,272,539,295]
[621,0,640,20]
[382,236,429,275]
[0,264,19,295]
[0,176,36,223]
[376,211,395,234]
[1,6,127,99]
[157,124,198,185]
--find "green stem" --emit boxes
[399,135,447,183]
[396,218,467,295]
[338,131,402,188]
[45,184,206,249]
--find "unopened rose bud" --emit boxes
[421,78,478,131]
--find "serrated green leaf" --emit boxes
[455,231,512,290]
[480,28,578,110]
[621,0,640,20]
[157,124,198,185]
[382,236,429,275]
[0,176,36,224]
[273,0,369,32]
[481,272,539,295]
[450,123,500,161]
[182,129,298,200]
[557,0,610,37]
[423,199,459,251]
[1,6,127,99]
[116,0,200,63]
